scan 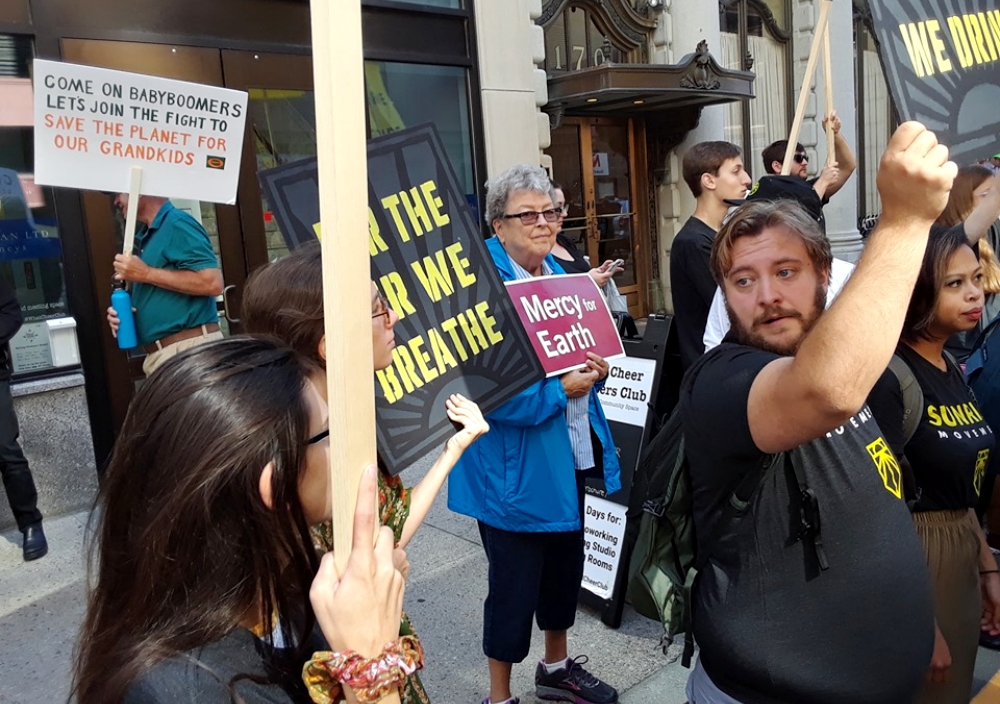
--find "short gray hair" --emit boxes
[484,164,555,226]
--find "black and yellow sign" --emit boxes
[869,0,1000,164]
[258,125,545,474]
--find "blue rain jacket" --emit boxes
[447,236,622,532]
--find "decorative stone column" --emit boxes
[474,0,548,175]
[793,0,863,261]
[656,1,727,313]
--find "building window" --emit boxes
[720,0,792,177]
[0,35,71,376]
[543,4,630,74]
[855,16,892,220]
[387,0,462,8]
[364,62,476,216]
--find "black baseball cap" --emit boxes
[724,175,825,224]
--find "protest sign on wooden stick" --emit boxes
[122,166,142,256]
[309,0,377,568]
[781,0,832,175]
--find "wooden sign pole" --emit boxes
[781,0,832,175]
[309,0,377,569]
[122,166,142,255]
[823,23,835,165]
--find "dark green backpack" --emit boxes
[626,405,823,666]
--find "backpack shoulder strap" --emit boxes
[684,450,780,667]
[887,354,923,445]
[785,453,830,571]
[694,451,782,572]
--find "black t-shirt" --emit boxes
[552,233,591,274]
[681,343,933,704]
[669,216,717,370]
[124,627,326,704]
[868,344,996,511]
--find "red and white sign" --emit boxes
[505,273,625,377]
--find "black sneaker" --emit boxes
[534,655,618,704]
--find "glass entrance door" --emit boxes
[549,116,648,318]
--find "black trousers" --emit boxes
[0,379,41,531]
[477,467,600,663]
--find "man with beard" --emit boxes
[681,122,954,704]
[701,176,856,351]
[104,195,223,375]
[761,112,856,205]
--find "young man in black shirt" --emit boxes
[670,141,752,369]
[682,122,955,704]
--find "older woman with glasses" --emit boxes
[448,164,621,704]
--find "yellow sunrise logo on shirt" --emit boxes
[866,436,903,499]
[975,449,990,496]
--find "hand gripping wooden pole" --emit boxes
[122,166,142,255]
[823,22,835,165]
[781,0,833,175]
[309,0,377,570]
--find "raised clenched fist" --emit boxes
[876,122,957,227]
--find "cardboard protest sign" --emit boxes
[258,125,546,474]
[505,273,625,377]
[33,59,248,204]
[868,0,1000,165]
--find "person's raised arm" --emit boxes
[398,395,489,548]
[748,122,956,453]
[964,171,1000,245]
[309,465,408,704]
[812,162,840,201]
[822,111,857,199]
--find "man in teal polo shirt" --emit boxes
[106,195,224,375]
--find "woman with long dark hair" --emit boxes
[241,245,488,703]
[868,228,1000,703]
[71,337,411,704]
[935,165,1000,359]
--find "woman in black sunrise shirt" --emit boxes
[869,226,1000,704]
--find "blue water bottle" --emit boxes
[111,282,138,350]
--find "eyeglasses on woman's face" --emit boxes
[501,208,562,226]
[372,291,392,326]
[305,428,330,446]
